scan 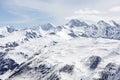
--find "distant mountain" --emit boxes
[0,26,16,34]
[0,26,17,38]
[40,23,55,31]
[0,19,120,40]
[66,19,88,28]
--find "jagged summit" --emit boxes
[110,20,120,27]
[40,23,55,31]
[97,20,111,27]
[0,19,120,40]
[66,19,88,27]
[0,26,16,33]
[0,26,17,37]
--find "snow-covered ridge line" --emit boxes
[0,19,120,40]
[0,19,120,80]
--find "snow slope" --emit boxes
[0,19,120,80]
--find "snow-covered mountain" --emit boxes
[0,26,17,38]
[0,19,120,80]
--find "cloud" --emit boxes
[1,0,76,25]
[0,0,120,27]
[0,0,60,24]
[3,11,31,24]
[65,8,120,23]
[109,6,120,12]
[74,8,101,15]
[65,14,120,22]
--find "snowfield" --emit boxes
[0,19,120,80]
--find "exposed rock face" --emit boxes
[50,41,58,46]
[9,63,55,80]
[86,56,101,70]
[0,58,19,75]
[66,19,88,28]
[0,52,5,59]
[0,26,16,35]
[47,73,60,80]
[5,42,19,48]
[59,64,74,73]
[6,26,16,33]
[0,34,5,38]
[34,64,52,75]
[68,32,78,38]
[25,31,41,39]
[49,32,56,35]
[9,62,32,79]
[110,20,120,27]
[99,63,120,80]
[85,24,99,38]
[40,23,55,31]
[55,26,63,32]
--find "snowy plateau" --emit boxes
[0,19,120,80]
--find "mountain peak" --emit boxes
[97,20,107,24]
[66,19,88,27]
[97,20,110,27]
[0,25,16,34]
[6,26,16,33]
[109,20,120,27]
[40,23,55,31]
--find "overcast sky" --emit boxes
[0,0,120,28]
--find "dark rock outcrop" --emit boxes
[0,52,5,59]
[25,31,41,39]
[50,41,58,46]
[40,23,55,31]
[34,64,52,75]
[47,73,60,80]
[59,64,74,73]
[0,35,5,38]
[68,32,78,38]
[0,58,19,75]
[66,19,88,28]
[5,42,19,48]
[99,63,120,80]
[86,56,101,70]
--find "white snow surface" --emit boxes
[0,19,120,80]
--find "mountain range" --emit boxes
[0,19,120,80]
